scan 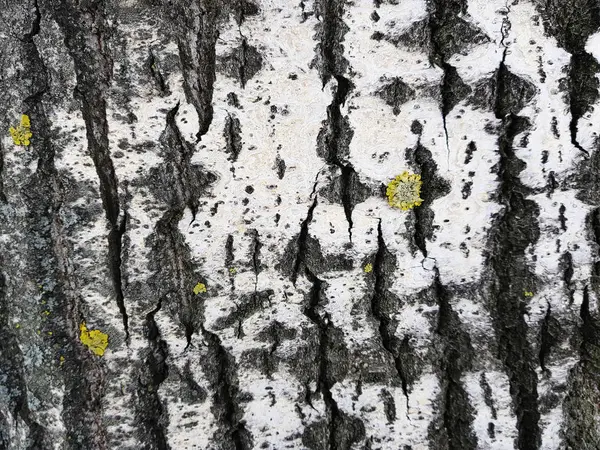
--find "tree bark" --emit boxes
[0,0,600,449]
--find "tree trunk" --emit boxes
[1,0,600,449]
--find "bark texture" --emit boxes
[0,0,600,449]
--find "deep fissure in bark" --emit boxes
[291,195,318,285]
[406,140,450,258]
[537,0,600,157]
[304,269,340,450]
[313,0,357,241]
[52,0,130,337]
[145,20,252,441]
[431,270,478,450]
[370,221,410,411]
[202,326,253,450]
[169,0,219,139]
[148,49,169,94]
[135,297,170,450]
[427,0,469,159]
[486,50,542,450]
[317,75,357,242]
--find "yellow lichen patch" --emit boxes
[229,267,237,275]
[9,114,32,146]
[364,263,373,273]
[524,291,534,297]
[386,171,423,211]
[193,282,207,295]
[79,322,109,356]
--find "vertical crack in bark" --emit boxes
[52,0,129,337]
[201,326,252,450]
[427,0,463,163]
[538,302,553,374]
[432,269,478,450]
[136,297,169,450]
[370,221,410,414]
[303,268,341,450]
[318,75,356,242]
[151,102,216,345]
[407,140,450,258]
[487,49,542,450]
[148,49,169,94]
[538,0,600,158]
[249,229,261,296]
[313,0,356,241]
[108,211,129,337]
[291,186,319,286]
[567,52,597,157]
[142,81,216,444]
[23,0,41,42]
[169,0,219,139]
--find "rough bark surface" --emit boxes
[0,0,599,449]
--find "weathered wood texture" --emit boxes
[1,0,600,449]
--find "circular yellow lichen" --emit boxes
[386,171,423,211]
[79,322,109,356]
[193,282,207,295]
[9,114,32,146]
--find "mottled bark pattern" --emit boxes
[0,0,599,449]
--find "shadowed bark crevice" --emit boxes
[290,194,318,286]
[145,72,251,448]
[485,52,542,450]
[135,298,170,450]
[370,221,410,412]
[312,0,349,87]
[312,0,362,241]
[51,0,130,337]
[406,141,451,258]
[166,0,219,139]
[538,303,559,374]
[201,326,254,450]
[147,103,216,344]
[427,0,481,157]
[316,76,358,242]
[148,49,170,95]
[563,140,600,445]
[302,269,365,450]
[538,0,600,157]
[428,270,478,450]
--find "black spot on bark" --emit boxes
[375,77,415,115]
